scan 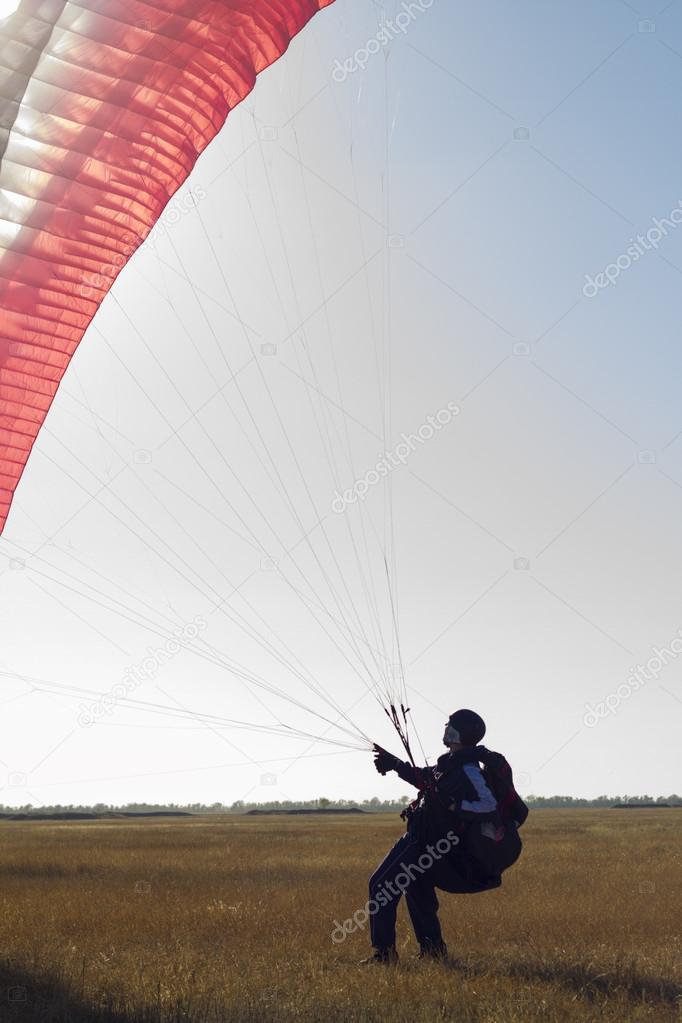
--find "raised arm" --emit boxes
[373,745,431,789]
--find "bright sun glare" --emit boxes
[0,0,21,19]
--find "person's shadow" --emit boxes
[0,961,133,1022]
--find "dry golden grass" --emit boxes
[0,810,679,1021]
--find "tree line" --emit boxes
[0,794,680,814]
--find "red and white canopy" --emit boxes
[0,0,334,531]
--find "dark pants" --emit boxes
[369,833,446,952]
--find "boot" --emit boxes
[417,940,448,961]
[359,946,398,965]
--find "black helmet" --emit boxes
[447,708,486,746]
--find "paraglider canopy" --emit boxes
[0,0,336,533]
[0,0,429,768]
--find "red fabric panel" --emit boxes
[0,0,335,530]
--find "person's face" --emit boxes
[443,721,460,747]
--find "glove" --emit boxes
[373,744,399,776]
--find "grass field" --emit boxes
[0,810,679,1022]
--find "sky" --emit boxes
[0,0,681,807]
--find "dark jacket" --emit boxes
[394,747,503,892]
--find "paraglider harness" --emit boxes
[399,740,529,879]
